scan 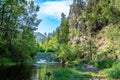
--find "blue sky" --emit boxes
[34,0,73,34]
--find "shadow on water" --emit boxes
[0,64,33,80]
[0,63,61,80]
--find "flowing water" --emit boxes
[0,63,61,80]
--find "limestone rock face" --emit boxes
[68,0,85,42]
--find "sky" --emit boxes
[34,0,73,34]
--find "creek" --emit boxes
[0,52,61,80]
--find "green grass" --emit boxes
[52,68,92,80]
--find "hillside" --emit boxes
[68,0,120,60]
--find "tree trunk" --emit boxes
[61,58,66,68]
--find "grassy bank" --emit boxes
[52,68,92,80]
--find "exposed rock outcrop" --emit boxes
[34,32,46,42]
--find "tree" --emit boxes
[55,13,69,67]
[0,0,41,64]
[59,19,69,44]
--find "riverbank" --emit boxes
[0,57,34,66]
[1,54,120,80]
[0,61,119,80]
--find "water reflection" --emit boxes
[0,63,60,80]
[0,64,33,80]
[36,63,60,80]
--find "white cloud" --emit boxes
[38,0,73,20]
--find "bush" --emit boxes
[101,60,120,79]
[52,68,92,80]
[75,64,85,71]
[94,59,115,69]
[0,57,12,66]
[107,60,120,79]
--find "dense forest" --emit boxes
[40,0,120,79]
[0,0,40,64]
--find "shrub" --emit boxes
[94,59,115,69]
[75,64,85,71]
[101,60,120,79]
[0,57,12,66]
[107,60,120,79]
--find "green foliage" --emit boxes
[39,35,58,52]
[59,19,69,44]
[105,24,120,59]
[76,0,120,34]
[106,24,120,41]
[101,60,120,79]
[44,0,120,67]
[115,0,120,12]
[72,0,120,63]
[94,59,115,69]
[56,44,76,61]
[51,17,70,66]
[0,57,12,66]
[0,0,40,64]
[108,61,120,79]
[39,29,70,53]
[96,50,110,60]
[52,68,92,80]
[70,29,79,37]
[75,64,85,71]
